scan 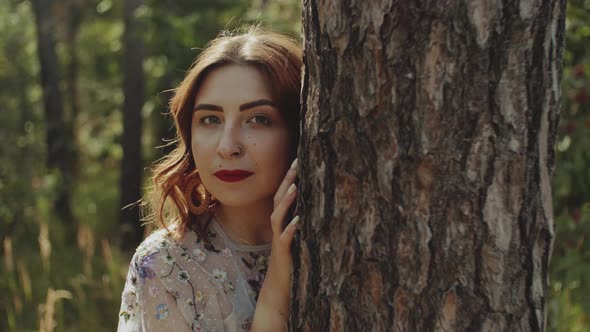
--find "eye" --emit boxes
[200,115,221,125]
[248,115,272,126]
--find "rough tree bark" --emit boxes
[294,1,565,331]
[119,0,145,249]
[31,0,76,241]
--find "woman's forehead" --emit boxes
[193,64,274,105]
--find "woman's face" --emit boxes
[191,64,293,207]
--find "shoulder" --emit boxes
[136,228,172,253]
[131,225,210,271]
[131,228,177,267]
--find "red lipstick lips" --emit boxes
[214,170,253,182]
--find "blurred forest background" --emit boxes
[0,0,588,331]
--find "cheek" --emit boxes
[190,132,199,161]
[249,131,289,155]
[250,132,291,174]
[191,130,210,165]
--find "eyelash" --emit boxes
[199,115,272,127]
[200,116,221,125]
[250,115,272,126]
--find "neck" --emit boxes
[213,199,274,245]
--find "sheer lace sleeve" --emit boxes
[118,254,142,331]
[118,229,226,332]
[117,251,193,331]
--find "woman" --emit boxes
[117,27,302,332]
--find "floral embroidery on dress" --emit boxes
[193,248,207,262]
[138,264,155,280]
[167,289,180,302]
[241,252,268,273]
[212,269,227,282]
[241,252,269,301]
[257,254,268,269]
[204,242,220,253]
[192,321,204,332]
[162,253,175,265]
[221,248,232,258]
[226,281,234,291]
[195,290,205,302]
[119,310,131,323]
[159,239,169,249]
[246,273,265,301]
[181,252,193,261]
[155,303,169,320]
[194,230,221,253]
[118,223,272,331]
[177,270,190,284]
[241,317,253,331]
[148,285,159,297]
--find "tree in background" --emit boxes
[30,0,76,243]
[295,1,565,330]
[119,0,146,250]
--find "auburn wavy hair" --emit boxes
[142,27,303,239]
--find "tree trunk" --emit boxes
[65,0,83,130]
[295,1,565,331]
[31,0,76,241]
[119,0,146,250]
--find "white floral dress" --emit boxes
[117,219,271,332]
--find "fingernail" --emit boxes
[291,215,300,226]
[290,158,298,169]
[287,183,296,195]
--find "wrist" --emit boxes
[257,283,290,314]
[251,301,288,332]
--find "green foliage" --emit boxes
[548,0,590,331]
[0,0,302,330]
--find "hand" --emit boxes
[252,158,300,331]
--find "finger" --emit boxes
[271,183,297,234]
[271,183,297,235]
[273,158,298,207]
[279,215,300,247]
[273,158,299,208]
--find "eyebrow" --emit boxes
[193,99,278,112]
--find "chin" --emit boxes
[213,192,272,208]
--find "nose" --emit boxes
[216,121,243,159]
